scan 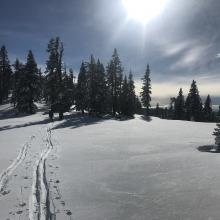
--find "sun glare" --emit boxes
[122,0,168,24]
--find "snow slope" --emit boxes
[0,103,219,220]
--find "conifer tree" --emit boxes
[45,37,63,106]
[203,94,212,121]
[120,72,136,117]
[121,75,129,116]
[155,103,160,117]
[16,50,39,113]
[11,59,24,107]
[141,64,151,116]
[76,62,88,114]
[0,45,12,103]
[106,48,123,115]
[87,55,98,114]
[45,37,67,119]
[185,80,203,121]
[174,88,185,120]
[95,59,107,114]
[127,72,136,116]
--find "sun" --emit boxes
[122,0,168,24]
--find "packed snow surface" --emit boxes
[0,103,219,220]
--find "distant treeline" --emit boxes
[0,37,218,122]
[151,83,218,122]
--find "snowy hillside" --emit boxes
[0,104,219,220]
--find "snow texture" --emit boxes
[0,103,219,220]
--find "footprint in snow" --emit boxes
[65,210,72,216]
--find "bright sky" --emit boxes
[1,0,220,102]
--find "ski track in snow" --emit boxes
[29,125,56,220]
[0,135,35,195]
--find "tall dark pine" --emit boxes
[106,48,123,115]
[76,62,88,114]
[185,80,203,121]
[127,72,136,116]
[120,72,136,117]
[45,37,66,119]
[0,46,12,104]
[95,59,107,114]
[203,94,212,121]
[45,37,63,105]
[11,59,24,106]
[16,51,39,113]
[87,55,98,114]
[174,88,185,120]
[121,75,128,116]
[141,64,151,115]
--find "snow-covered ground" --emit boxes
[0,103,219,220]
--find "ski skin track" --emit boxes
[29,126,56,220]
[0,135,35,195]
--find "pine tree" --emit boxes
[185,80,203,121]
[120,72,136,117]
[121,75,129,116]
[45,37,67,119]
[87,55,98,114]
[45,37,63,105]
[0,45,12,103]
[106,48,123,115]
[76,62,88,114]
[16,50,39,113]
[174,88,185,120]
[127,72,136,116]
[155,103,160,117]
[203,94,212,121]
[135,96,142,114]
[11,59,24,107]
[141,64,151,116]
[95,59,107,114]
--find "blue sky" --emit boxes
[1,0,220,103]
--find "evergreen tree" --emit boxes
[87,55,98,114]
[45,37,67,119]
[174,88,185,120]
[106,48,123,115]
[95,59,107,114]
[120,72,136,117]
[203,94,212,121]
[127,72,136,116]
[76,62,88,114]
[11,59,24,106]
[185,80,203,121]
[135,96,142,114]
[45,37,63,105]
[0,45,12,103]
[121,75,129,116]
[155,103,160,117]
[141,64,151,116]
[16,50,39,113]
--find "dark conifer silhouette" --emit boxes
[0,46,12,103]
[141,64,151,116]
[174,88,185,120]
[106,49,123,115]
[203,94,212,121]
[185,80,203,121]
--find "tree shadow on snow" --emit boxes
[0,118,51,132]
[52,113,112,130]
[197,145,220,153]
[140,115,152,122]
